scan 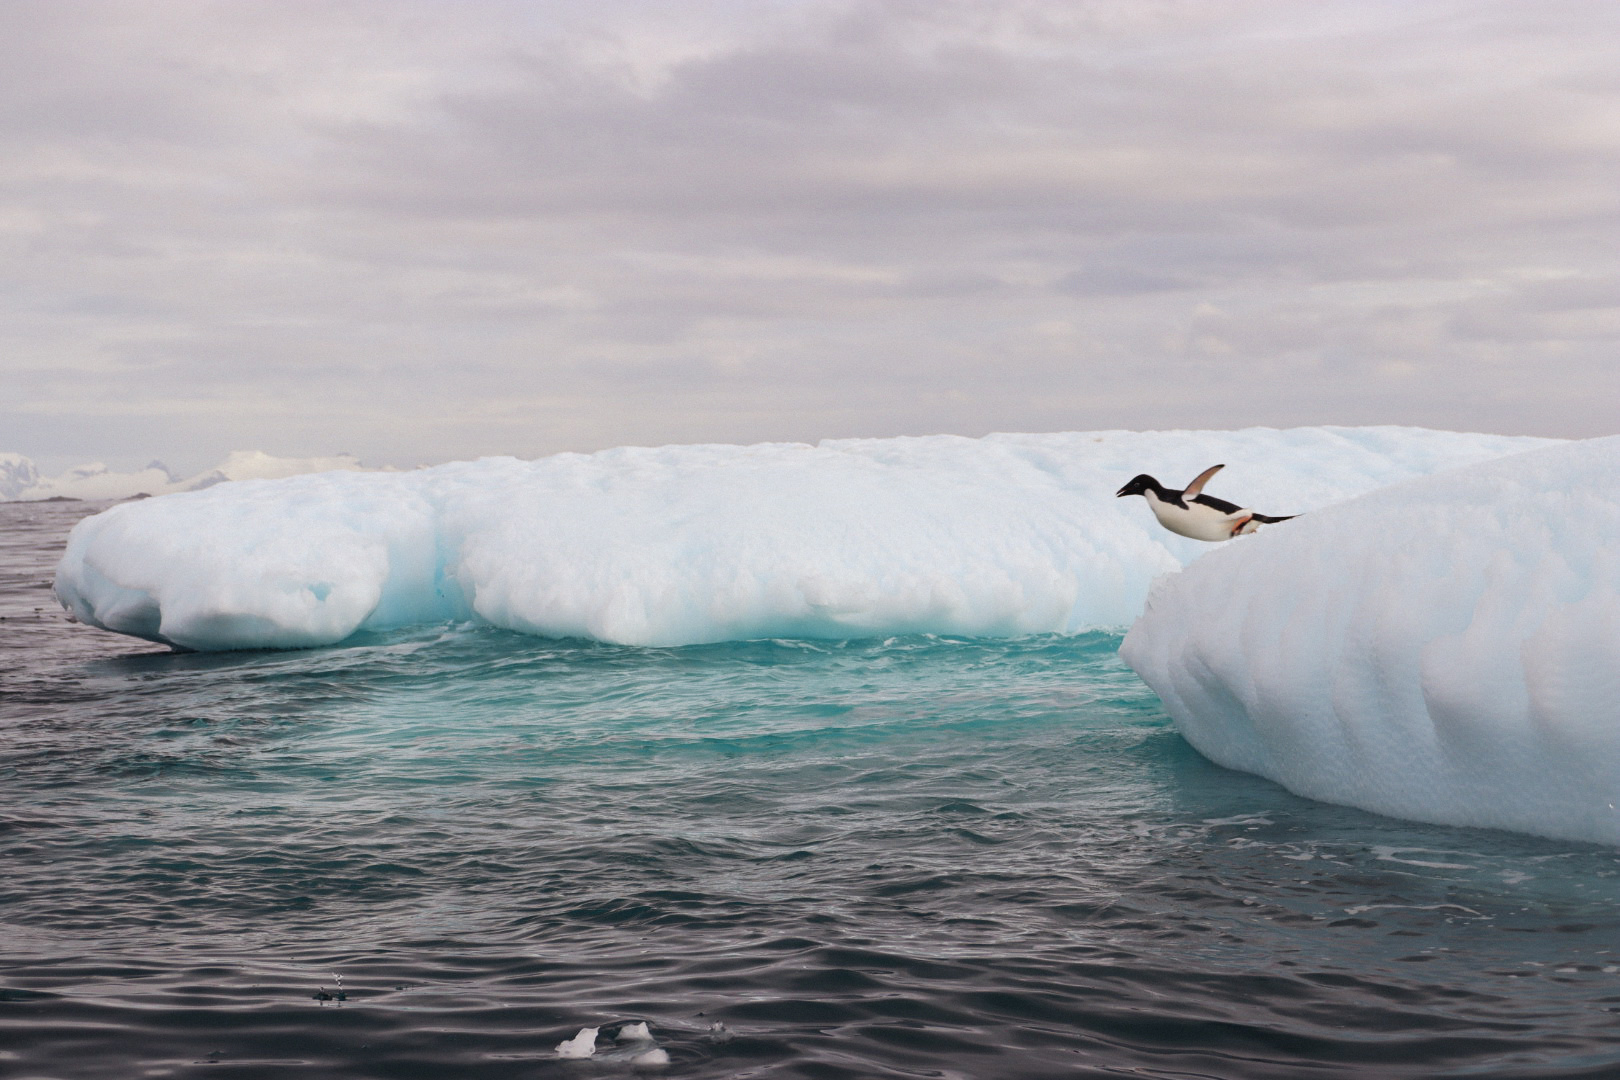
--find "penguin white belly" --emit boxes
[1144,491,1251,542]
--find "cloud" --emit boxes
[2,0,1618,472]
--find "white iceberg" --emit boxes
[0,449,367,502]
[1121,436,1620,846]
[0,452,43,500]
[54,427,1554,653]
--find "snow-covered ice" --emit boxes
[54,427,1553,653]
[1122,436,1620,846]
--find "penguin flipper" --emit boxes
[1183,464,1224,497]
[1249,513,1297,524]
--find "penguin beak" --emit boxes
[1114,483,1131,497]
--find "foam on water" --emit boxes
[53,427,1552,651]
[1122,435,1620,846]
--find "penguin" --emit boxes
[1115,464,1296,541]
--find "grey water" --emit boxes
[2,499,1618,1079]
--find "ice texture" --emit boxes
[1121,436,1620,846]
[55,427,1554,653]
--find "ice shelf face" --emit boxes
[55,427,1553,654]
[1121,435,1620,846]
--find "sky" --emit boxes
[3,0,1618,474]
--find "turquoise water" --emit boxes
[4,501,1620,1078]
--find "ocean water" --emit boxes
[4,500,1619,1080]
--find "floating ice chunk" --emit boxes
[630,1047,670,1067]
[616,1022,653,1042]
[1121,436,1620,845]
[555,1027,599,1058]
[54,427,1555,651]
[55,470,447,651]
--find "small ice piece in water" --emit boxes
[555,1027,599,1058]
[616,1022,653,1042]
[707,1021,732,1044]
[630,1048,670,1067]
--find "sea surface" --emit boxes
[3,499,1619,1079]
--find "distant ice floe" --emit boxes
[0,449,367,502]
[1122,435,1620,846]
[54,427,1556,652]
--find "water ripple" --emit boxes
[3,502,1619,1078]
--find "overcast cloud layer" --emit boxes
[3,0,1618,472]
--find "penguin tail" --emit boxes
[1249,513,1297,524]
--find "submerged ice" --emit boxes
[54,427,1551,652]
[1122,435,1620,846]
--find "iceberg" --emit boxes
[0,450,367,502]
[55,427,1555,653]
[0,452,43,501]
[1121,436,1620,846]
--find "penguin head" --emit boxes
[1115,474,1159,498]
